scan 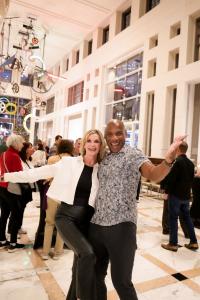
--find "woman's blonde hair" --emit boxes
[80,129,106,163]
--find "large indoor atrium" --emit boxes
[0,1,200,299]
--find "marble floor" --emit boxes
[0,192,200,300]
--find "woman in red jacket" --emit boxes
[0,134,25,252]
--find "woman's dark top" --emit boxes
[73,165,93,206]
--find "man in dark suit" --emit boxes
[161,142,198,251]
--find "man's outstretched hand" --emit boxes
[165,135,187,163]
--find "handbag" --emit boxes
[20,182,32,192]
[24,161,38,192]
[7,182,22,195]
[3,152,22,195]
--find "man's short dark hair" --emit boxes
[179,141,188,153]
[57,139,74,155]
[75,138,82,143]
[37,142,44,151]
[55,135,62,141]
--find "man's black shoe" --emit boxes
[0,240,10,249]
[8,243,25,253]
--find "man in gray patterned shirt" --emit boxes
[89,120,185,300]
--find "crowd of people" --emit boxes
[0,120,199,300]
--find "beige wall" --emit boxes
[27,0,200,162]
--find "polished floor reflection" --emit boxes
[0,192,200,300]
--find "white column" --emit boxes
[174,82,189,136]
[131,0,140,24]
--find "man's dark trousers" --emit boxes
[89,222,138,300]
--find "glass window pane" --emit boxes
[114,78,126,100]
[195,18,200,61]
[46,97,54,114]
[133,123,139,147]
[103,26,109,44]
[124,99,134,121]
[115,61,127,77]
[123,98,140,121]
[125,74,138,98]
[125,13,130,28]
[127,54,143,72]
[135,97,140,120]
[138,71,142,94]
[113,102,124,120]
[121,8,131,31]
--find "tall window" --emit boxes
[88,40,93,55]
[149,34,158,49]
[168,49,179,71]
[103,26,109,44]
[145,92,154,156]
[45,121,53,146]
[165,86,177,148]
[66,58,69,71]
[170,22,181,38]
[194,18,200,62]
[121,7,131,31]
[146,0,160,12]
[68,81,84,106]
[46,96,55,114]
[105,53,143,147]
[76,50,80,64]
[191,83,200,163]
[147,58,157,77]
[175,52,179,69]
[170,88,176,144]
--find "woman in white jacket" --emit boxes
[3,129,106,300]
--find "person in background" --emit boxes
[0,134,25,252]
[73,138,82,156]
[160,176,189,237]
[161,141,198,252]
[190,163,200,228]
[34,139,42,150]
[0,135,7,154]
[49,135,62,156]
[2,129,106,300]
[44,145,50,160]
[17,142,36,234]
[89,120,186,300]
[31,141,47,248]
[42,139,74,260]
[32,142,46,167]
[136,177,141,202]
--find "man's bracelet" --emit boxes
[163,159,174,167]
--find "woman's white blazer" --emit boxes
[4,156,99,207]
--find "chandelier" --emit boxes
[0,15,58,95]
